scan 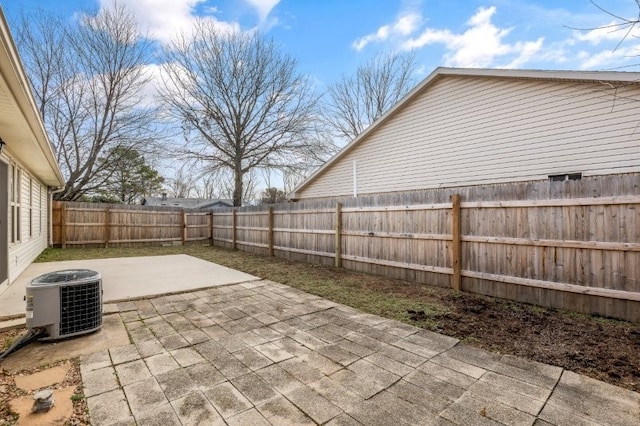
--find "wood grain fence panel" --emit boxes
[53,191,640,321]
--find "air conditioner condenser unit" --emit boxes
[25,269,103,340]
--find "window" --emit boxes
[548,173,582,182]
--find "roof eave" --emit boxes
[0,7,64,187]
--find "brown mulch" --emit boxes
[0,333,88,426]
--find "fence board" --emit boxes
[52,181,640,321]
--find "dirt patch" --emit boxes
[0,344,88,426]
[432,293,640,392]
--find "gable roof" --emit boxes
[290,67,640,199]
[0,7,63,187]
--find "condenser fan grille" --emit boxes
[59,281,102,336]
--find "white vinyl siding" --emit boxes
[6,154,48,283]
[299,76,640,199]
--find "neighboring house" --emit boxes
[142,194,233,210]
[0,9,64,293]
[291,67,640,200]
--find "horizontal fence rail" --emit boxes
[53,193,640,322]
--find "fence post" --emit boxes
[104,207,110,248]
[182,210,187,245]
[60,202,67,249]
[232,209,237,250]
[210,212,214,246]
[451,194,461,292]
[335,202,342,268]
[268,206,274,256]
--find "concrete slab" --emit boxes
[0,254,259,318]
[1,314,129,371]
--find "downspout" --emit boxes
[48,186,64,247]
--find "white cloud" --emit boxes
[352,11,422,51]
[98,0,239,45]
[574,22,640,45]
[245,0,280,22]
[402,6,543,68]
[576,44,640,69]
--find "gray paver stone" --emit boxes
[439,402,502,426]
[279,358,325,384]
[145,352,180,375]
[430,353,487,379]
[254,341,294,362]
[542,370,640,425]
[299,351,343,375]
[348,359,400,389]
[346,400,404,426]
[185,362,226,390]
[86,389,133,426]
[115,359,152,386]
[316,344,360,366]
[204,382,253,419]
[110,344,141,365]
[324,413,363,426]
[123,377,168,416]
[308,377,363,411]
[82,366,119,397]
[285,385,343,424]
[160,333,190,351]
[369,390,439,425]
[156,367,196,401]
[257,395,316,425]
[171,391,225,426]
[231,372,278,404]
[330,368,382,399]
[419,361,477,389]
[135,403,181,426]
[453,391,537,426]
[233,347,273,371]
[171,347,205,367]
[227,408,271,426]
[255,364,305,394]
[180,329,210,345]
[467,380,545,416]
[80,350,111,373]
[201,324,231,340]
[136,339,164,358]
[364,352,414,377]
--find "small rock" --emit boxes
[32,389,55,413]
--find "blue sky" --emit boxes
[2,0,640,196]
[3,0,640,88]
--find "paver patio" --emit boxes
[82,279,640,425]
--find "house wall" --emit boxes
[298,75,640,199]
[2,149,48,284]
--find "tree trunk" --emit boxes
[233,169,243,207]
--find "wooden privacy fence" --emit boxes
[52,201,213,247]
[53,196,640,321]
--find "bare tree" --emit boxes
[166,166,197,198]
[160,23,322,206]
[15,4,159,200]
[323,51,417,142]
